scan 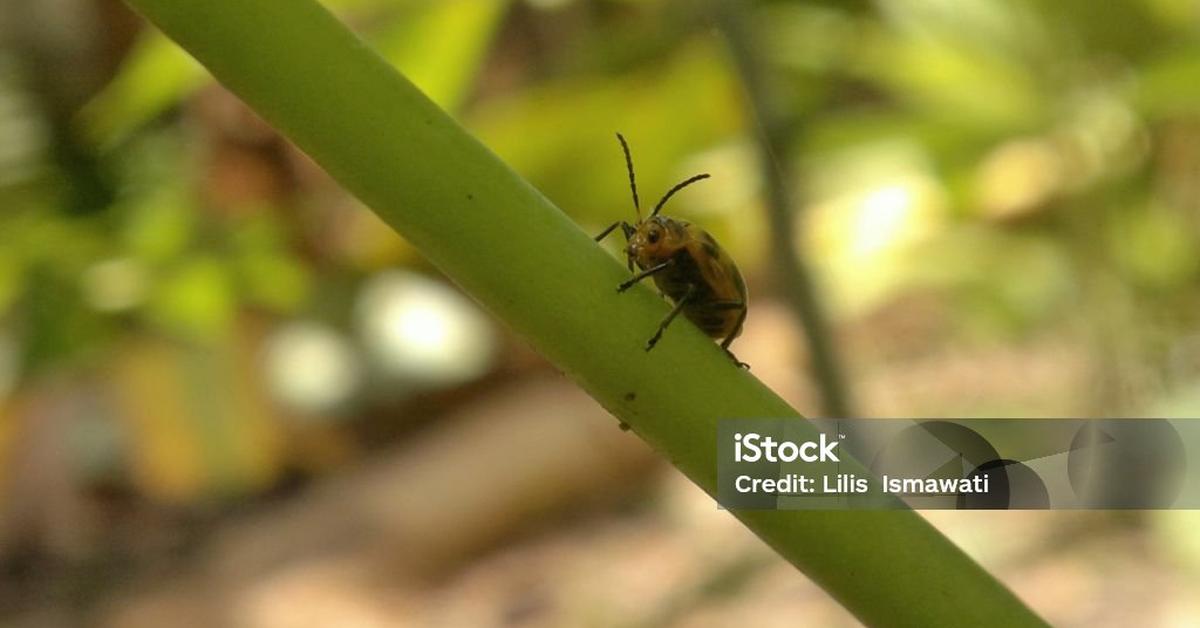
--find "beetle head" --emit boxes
[626,216,685,269]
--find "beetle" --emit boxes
[595,133,749,368]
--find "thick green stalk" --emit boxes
[120,1,1047,626]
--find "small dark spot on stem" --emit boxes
[618,422,631,431]
[467,193,474,201]
[624,391,636,402]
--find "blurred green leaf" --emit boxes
[78,32,209,148]
[237,252,310,312]
[1109,205,1199,291]
[1137,45,1200,119]
[147,255,236,339]
[915,229,1075,336]
[470,40,743,225]
[374,0,508,111]
[0,246,24,316]
[120,189,196,263]
[227,213,311,311]
[860,34,1044,130]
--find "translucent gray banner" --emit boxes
[716,419,1198,510]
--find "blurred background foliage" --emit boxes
[2,0,1200,625]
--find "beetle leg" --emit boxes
[617,259,673,293]
[700,303,748,369]
[594,222,621,242]
[645,284,695,351]
[723,347,749,369]
[717,303,749,369]
[720,306,748,349]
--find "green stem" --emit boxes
[119,1,1047,626]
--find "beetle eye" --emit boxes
[647,230,660,244]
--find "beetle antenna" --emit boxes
[651,173,710,217]
[616,133,640,220]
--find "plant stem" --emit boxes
[119,1,1046,625]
